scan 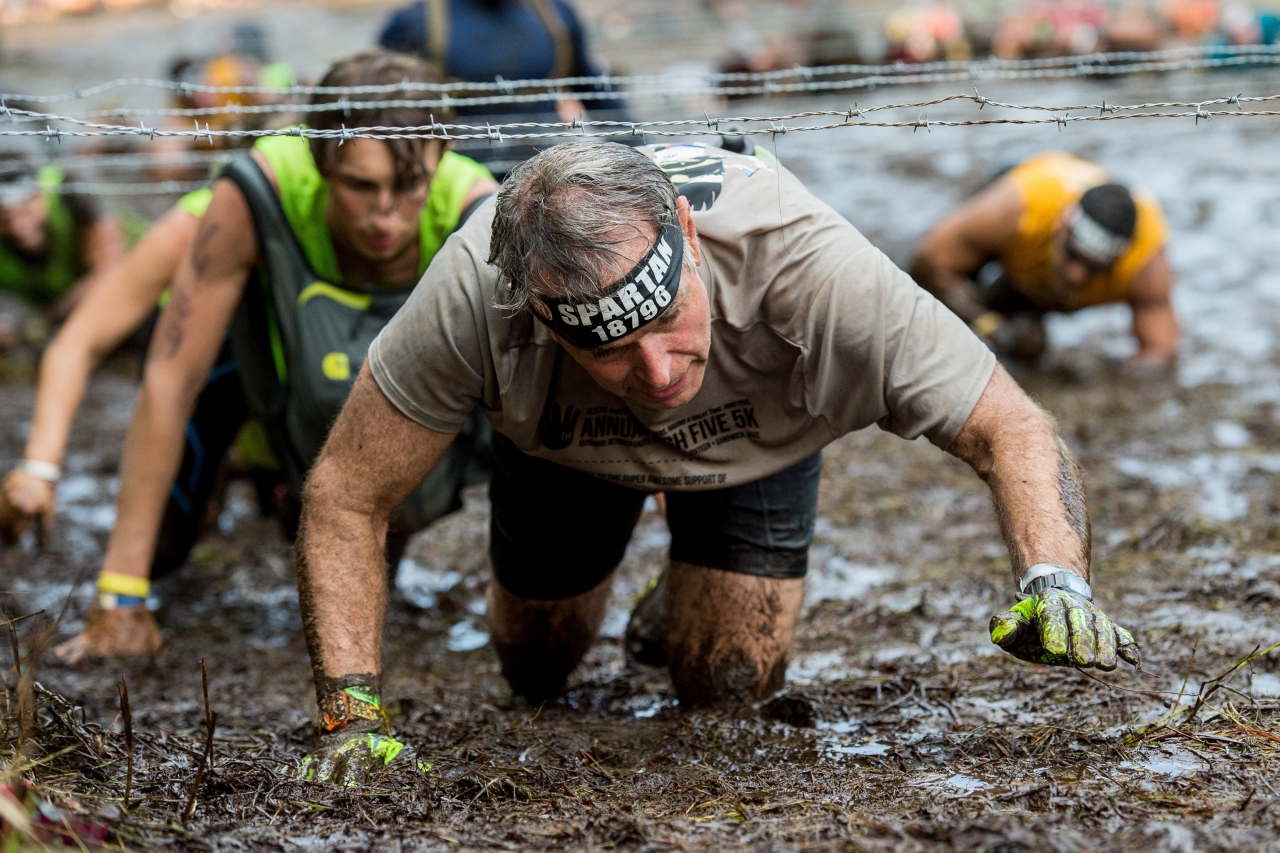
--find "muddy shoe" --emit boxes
[625,572,669,667]
[53,604,163,665]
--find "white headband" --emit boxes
[1066,206,1129,267]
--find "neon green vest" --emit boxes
[0,167,87,306]
[222,137,491,487]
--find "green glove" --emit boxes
[989,588,1140,671]
[296,727,407,786]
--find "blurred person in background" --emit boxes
[992,0,1109,58]
[378,0,626,177]
[144,23,296,183]
[0,189,230,554]
[884,1,972,62]
[53,50,498,664]
[1165,0,1220,41]
[910,151,1176,373]
[0,161,126,343]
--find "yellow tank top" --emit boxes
[999,151,1167,312]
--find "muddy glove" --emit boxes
[296,686,408,786]
[296,725,407,786]
[989,570,1140,671]
[0,467,57,546]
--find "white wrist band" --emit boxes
[19,459,60,482]
[1017,563,1065,593]
[1018,562,1093,601]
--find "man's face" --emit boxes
[0,191,49,255]
[543,199,712,410]
[325,137,440,263]
[1051,206,1113,294]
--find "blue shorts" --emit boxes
[488,433,822,600]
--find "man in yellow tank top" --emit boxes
[910,151,1177,373]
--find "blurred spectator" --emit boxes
[0,160,126,345]
[994,0,1110,58]
[1164,0,1219,39]
[379,0,626,176]
[379,0,621,120]
[1105,2,1164,50]
[1214,1,1280,43]
[712,0,812,73]
[167,22,297,140]
[884,1,972,62]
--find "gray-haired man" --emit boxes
[293,141,1139,783]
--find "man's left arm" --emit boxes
[947,365,1140,671]
[1125,248,1178,374]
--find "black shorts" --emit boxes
[489,433,823,600]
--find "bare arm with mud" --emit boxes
[910,181,1022,324]
[98,180,259,581]
[296,366,456,694]
[1126,247,1178,369]
[947,365,1138,670]
[947,364,1089,584]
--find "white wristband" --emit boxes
[1017,563,1069,594]
[18,459,60,482]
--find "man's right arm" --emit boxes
[97,180,259,584]
[909,181,1022,325]
[298,366,456,705]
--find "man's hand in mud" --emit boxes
[1119,352,1175,381]
[0,470,55,546]
[53,604,163,664]
[989,588,1141,671]
[295,724,410,786]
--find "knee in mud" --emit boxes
[494,638,578,702]
[669,643,787,707]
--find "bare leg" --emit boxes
[666,561,803,707]
[486,573,613,702]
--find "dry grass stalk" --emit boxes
[181,658,217,823]
[117,677,133,812]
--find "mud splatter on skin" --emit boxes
[667,564,799,706]
[1057,436,1092,568]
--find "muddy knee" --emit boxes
[486,577,611,702]
[666,563,802,707]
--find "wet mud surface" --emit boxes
[4,9,1280,848]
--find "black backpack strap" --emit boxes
[219,155,315,491]
[219,154,316,350]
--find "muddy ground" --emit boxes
[3,3,1280,850]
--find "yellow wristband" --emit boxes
[96,571,151,598]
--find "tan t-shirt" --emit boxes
[368,142,995,491]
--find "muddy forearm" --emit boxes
[949,366,1090,587]
[296,369,458,707]
[296,477,391,702]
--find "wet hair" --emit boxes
[307,50,455,190]
[1079,183,1137,239]
[489,142,695,311]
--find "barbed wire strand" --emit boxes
[0,91,1276,145]
[14,51,1280,119]
[3,44,1278,105]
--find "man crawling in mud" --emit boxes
[293,140,1141,783]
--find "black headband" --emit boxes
[532,221,684,349]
